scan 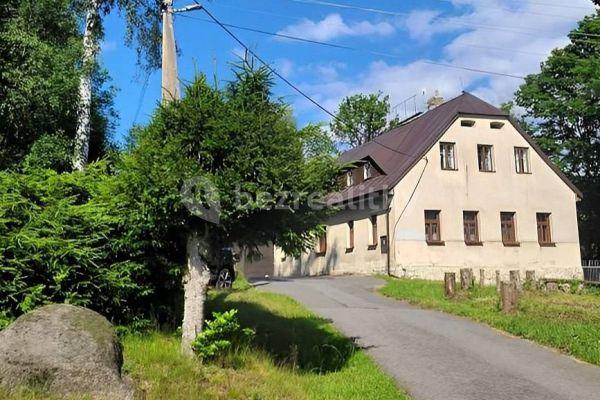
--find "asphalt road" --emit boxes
[259,276,600,400]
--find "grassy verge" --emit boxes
[378,276,600,365]
[123,279,407,400]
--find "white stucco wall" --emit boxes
[388,116,582,281]
[241,115,582,282]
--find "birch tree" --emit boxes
[72,0,162,170]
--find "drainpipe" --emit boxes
[386,203,392,276]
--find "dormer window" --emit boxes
[461,119,476,127]
[490,121,505,129]
[346,171,354,187]
[364,163,372,180]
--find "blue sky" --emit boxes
[100,0,596,144]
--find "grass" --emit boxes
[2,278,408,400]
[0,280,409,400]
[123,282,406,400]
[378,276,600,366]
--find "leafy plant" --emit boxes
[191,309,255,361]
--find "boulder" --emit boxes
[0,304,133,399]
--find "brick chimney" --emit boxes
[427,90,444,110]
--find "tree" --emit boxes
[0,0,115,170]
[121,62,341,354]
[514,9,600,259]
[72,0,162,170]
[330,92,399,148]
[299,123,338,158]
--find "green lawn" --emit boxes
[378,276,600,365]
[122,284,406,399]
[2,281,408,400]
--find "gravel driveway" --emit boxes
[259,275,600,400]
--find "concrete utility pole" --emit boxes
[161,0,180,102]
[160,0,208,356]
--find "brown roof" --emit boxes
[331,92,581,204]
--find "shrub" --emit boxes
[0,163,184,325]
[191,309,255,361]
[22,134,73,173]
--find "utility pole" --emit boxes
[161,0,180,102]
[160,0,206,356]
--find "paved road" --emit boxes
[259,276,600,400]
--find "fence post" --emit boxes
[460,268,474,290]
[444,273,456,298]
[479,269,485,287]
[500,281,519,313]
[525,270,536,289]
[495,270,501,293]
[510,270,522,292]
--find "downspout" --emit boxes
[386,201,392,276]
[389,156,429,278]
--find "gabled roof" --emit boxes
[332,92,582,204]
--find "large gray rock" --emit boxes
[0,304,133,399]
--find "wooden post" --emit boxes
[479,269,485,287]
[460,268,473,290]
[500,281,519,313]
[495,270,501,293]
[525,270,536,289]
[510,270,522,292]
[444,273,456,298]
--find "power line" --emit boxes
[209,2,567,57]
[198,6,421,159]
[285,0,600,39]
[427,0,595,19]
[178,14,527,79]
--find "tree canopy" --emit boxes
[0,0,115,170]
[121,62,342,258]
[514,9,600,258]
[330,92,399,148]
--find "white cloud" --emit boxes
[290,0,594,121]
[278,14,395,42]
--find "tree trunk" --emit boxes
[181,231,211,356]
[444,273,456,298]
[460,268,473,290]
[73,0,100,171]
[500,281,519,313]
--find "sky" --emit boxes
[100,0,597,144]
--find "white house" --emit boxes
[241,92,583,282]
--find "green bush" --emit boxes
[191,309,255,361]
[22,134,73,173]
[0,163,184,325]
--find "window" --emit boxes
[461,119,475,127]
[425,210,442,244]
[536,213,553,245]
[477,145,494,172]
[346,221,354,251]
[490,121,505,129]
[369,216,378,248]
[463,211,480,244]
[440,142,456,170]
[317,231,327,255]
[364,163,372,180]
[346,171,354,187]
[514,147,530,174]
[500,212,518,245]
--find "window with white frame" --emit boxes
[369,215,378,247]
[364,163,372,180]
[477,144,494,172]
[346,171,354,187]
[514,147,530,174]
[440,142,456,170]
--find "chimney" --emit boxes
[427,90,444,110]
